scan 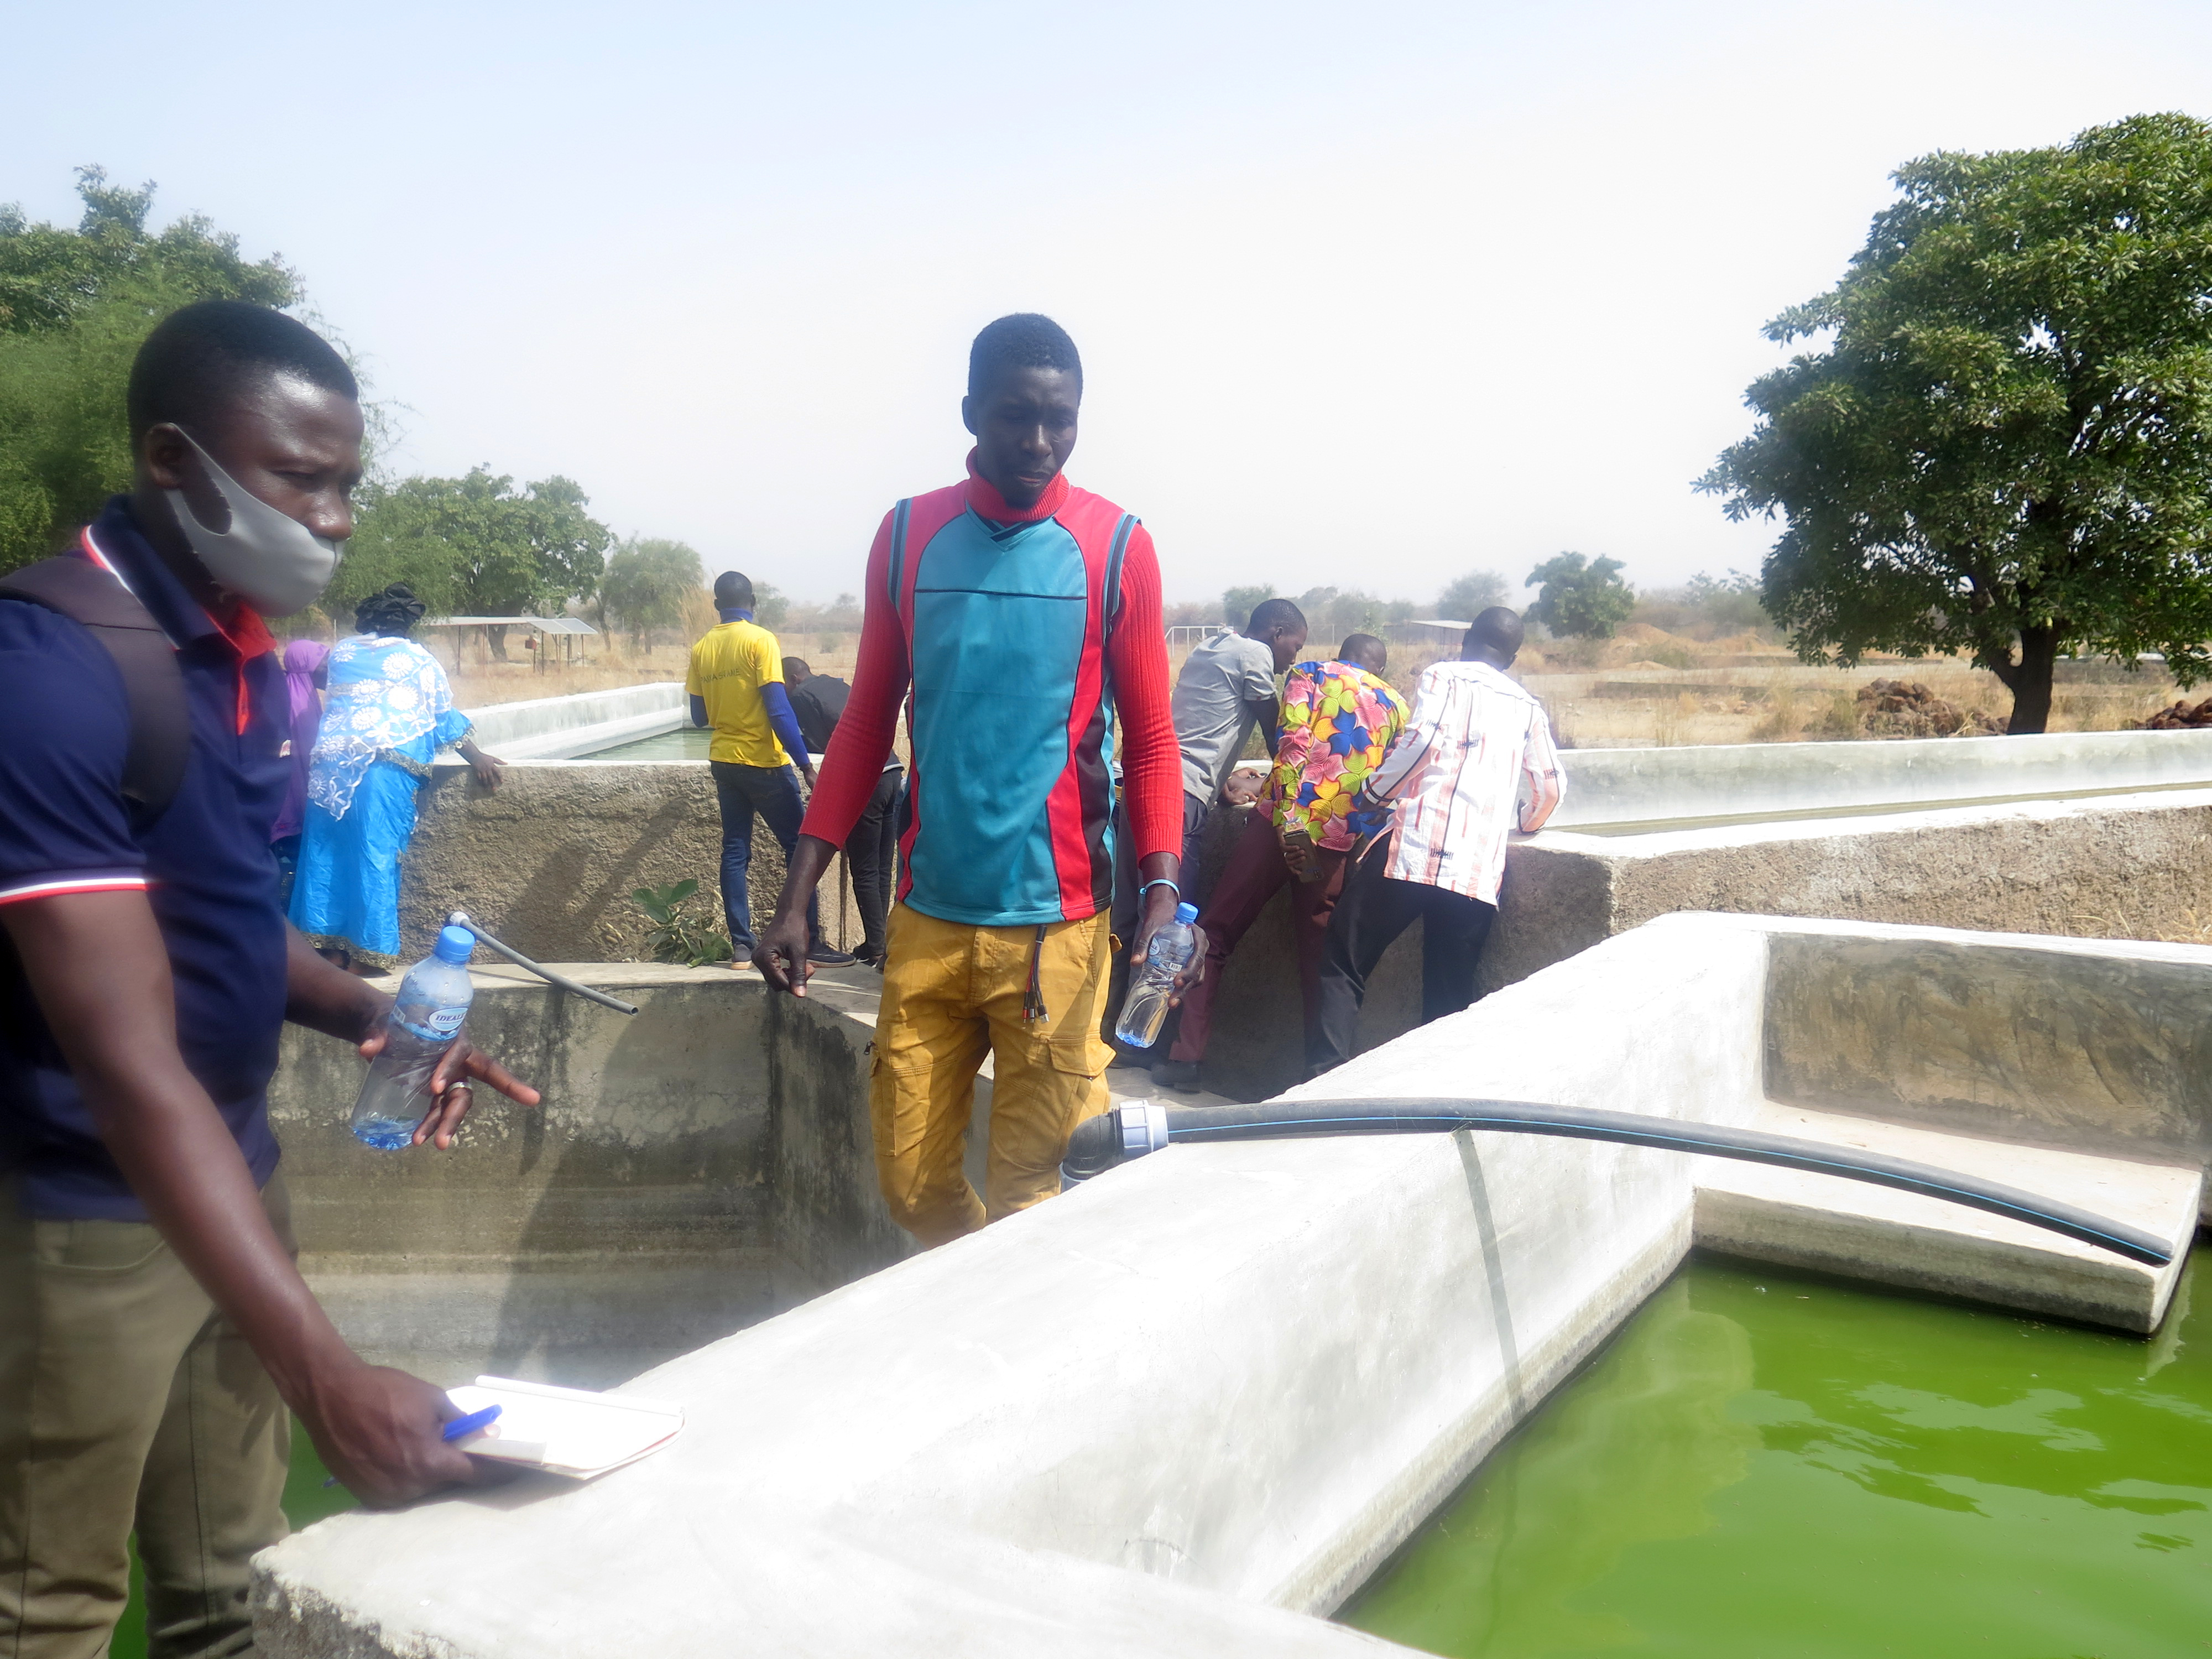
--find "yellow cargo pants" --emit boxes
[870,904,1114,1247]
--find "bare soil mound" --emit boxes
[2131,697,2212,729]
[1856,678,2007,739]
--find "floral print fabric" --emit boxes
[306,635,469,820]
[1266,659,1411,851]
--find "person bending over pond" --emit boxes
[290,583,505,974]
[753,312,1195,1246]
[0,300,539,1659]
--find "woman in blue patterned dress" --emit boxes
[289,585,505,972]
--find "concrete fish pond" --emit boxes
[251,914,2206,1657]
[1344,1253,2212,1659]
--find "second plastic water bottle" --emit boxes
[1113,902,1200,1049]
[350,925,477,1150]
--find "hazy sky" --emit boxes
[9,1,2212,606]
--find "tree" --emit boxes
[752,580,789,630]
[1437,569,1507,620]
[1682,570,1768,635]
[1292,586,1414,644]
[1222,584,1275,628]
[1699,114,2212,734]
[599,537,706,643]
[338,468,611,656]
[1526,552,1634,639]
[0,168,300,571]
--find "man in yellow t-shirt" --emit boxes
[686,571,847,962]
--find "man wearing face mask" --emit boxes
[0,301,541,1657]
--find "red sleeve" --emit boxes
[1105,525,1182,863]
[800,513,909,846]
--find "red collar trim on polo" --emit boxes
[963,450,1069,523]
[81,525,274,734]
[204,603,275,735]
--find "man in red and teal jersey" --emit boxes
[753,314,1189,1246]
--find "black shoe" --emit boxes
[808,945,857,967]
[853,946,885,971]
[1108,1046,1152,1070]
[1150,1060,1201,1092]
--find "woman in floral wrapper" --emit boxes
[289,585,505,973]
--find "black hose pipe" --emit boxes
[1061,1096,2173,1267]
[445,911,641,1016]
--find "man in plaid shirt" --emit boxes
[1151,634,1407,1092]
[1309,608,1562,1074]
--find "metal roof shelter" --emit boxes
[419,616,600,671]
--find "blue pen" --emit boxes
[324,1402,503,1485]
[442,1404,502,1442]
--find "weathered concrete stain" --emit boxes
[1764,935,2212,1170]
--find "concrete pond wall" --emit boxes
[255,914,2209,1657]
[272,962,905,1387]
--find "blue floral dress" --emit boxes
[288,635,472,968]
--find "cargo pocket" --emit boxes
[1045,1030,1114,1081]
[869,1047,935,1160]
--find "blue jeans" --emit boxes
[711,760,818,954]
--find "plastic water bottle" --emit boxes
[1114,902,1201,1048]
[350,925,477,1150]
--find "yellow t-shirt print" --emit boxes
[685,618,789,768]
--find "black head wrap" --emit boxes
[355,583,427,637]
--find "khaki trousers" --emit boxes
[870,905,1114,1247]
[0,1176,294,1659]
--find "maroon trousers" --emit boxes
[1169,810,1350,1066]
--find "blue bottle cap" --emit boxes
[433,925,476,964]
[1173,902,1199,925]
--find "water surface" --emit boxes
[585,725,714,761]
[1343,1253,2209,1658]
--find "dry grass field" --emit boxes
[430,617,2187,742]
[402,614,2212,949]
[1491,625,2183,750]
[440,634,862,708]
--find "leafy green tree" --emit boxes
[1699,114,2212,734]
[338,468,611,655]
[752,580,789,630]
[1683,570,1768,635]
[1293,586,1414,644]
[1223,584,1276,628]
[1437,569,1507,621]
[1526,552,1634,639]
[599,536,705,643]
[0,169,299,571]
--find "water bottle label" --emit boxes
[394,1008,465,1044]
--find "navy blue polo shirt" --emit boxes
[0,497,291,1220]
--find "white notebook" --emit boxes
[445,1376,684,1479]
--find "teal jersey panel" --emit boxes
[906,511,1089,925]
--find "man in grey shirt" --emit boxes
[1171,599,1308,875]
[1173,598,1307,827]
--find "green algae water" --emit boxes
[1343,1252,2211,1659]
[109,1425,355,1659]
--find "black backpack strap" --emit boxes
[886,498,913,625]
[1103,514,1138,639]
[0,557,189,826]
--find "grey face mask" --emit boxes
[162,432,344,617]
